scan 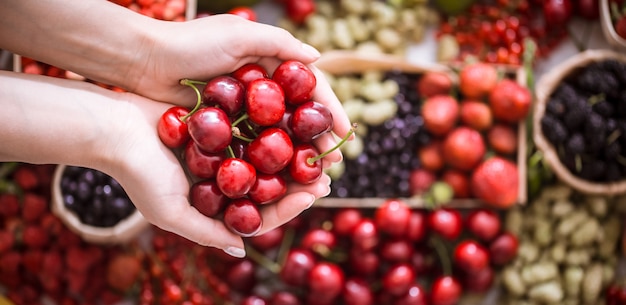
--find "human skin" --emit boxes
[0,0,352,258]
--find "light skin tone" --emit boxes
[0,0,352,258]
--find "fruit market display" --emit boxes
[324,62,529,208]
[435,0,600,65]
[6,0,626,304]
[277,0,439,56]
[540,58,626,183]
[157,60,351,237]
[499,183,624,304]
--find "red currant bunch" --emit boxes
[157,60,352,237]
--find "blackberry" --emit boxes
[545,97,566,117]
[605,141,622,160]
[592,99,614,118]
[60,166,135,227]
[584,112,607,140]
[565,133,586,155]
[541,114,569,144]
[578,159,606,182]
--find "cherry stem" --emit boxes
[307,123,358,165]
[231,113,249,127]
[430,236,452,276]
[179,78,204,121]
[244,244,281,274]
[226,145,235,159]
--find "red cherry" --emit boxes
[395,284,428,305]
[543,0,573,26]
[249,226,284,252]
[351,219,379,251]
[247,173,287,205]
[231,63,269,88]
[187,107,232,153]
[405,210,428,242]
[246,78,286,126]
[300,228,336,254]
[272,60,316,105]
[157,106,190,148]
[463,265,494,293]
[286,0,315,24]
[202,75,245,116]
[382,263,415,296]
[189,180,227,217]
[269,291,301,305]
[374,199,411,237]
[240,295,266,305]
[427,209,462,240]
[183,141,225,179]
[227,6,257,21]
[247,127,294,174]
[349,249,380,276]
[332,208,362,236]
[465,209,501,242]
[289,144,323,184]
[453,240,490,273]
[223,198,262,237]
[430,276,462,305]
[290,101,333,143]
[489,231,519,266]
[379,239,413,263]
[280,248,316,287]
[343,278,374,305]
[216,158,256,199]
[308,262,345,302]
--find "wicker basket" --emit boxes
[600,0,626,52]
[533,49,626,195]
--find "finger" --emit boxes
[309,65,353,140]
[313,132,342,168]
[286,173,332,197]
[227,17,320,65]
[155,202,247,258]
[257,192,316,235]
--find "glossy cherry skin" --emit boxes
[375,199,411,237]
[279,248,316,287]
[489,231,519,266]
[332,208,362,236]
[157,106,190,148]
[290,101,333,143]
[289,144,322,184]
[246,78,286,126]
[405,210,428,242]
[202,75,245,116]
[223,198,262,237]
[463,266,494,293]
[247,127,294,174]
[343,278,374,305]
[227,6,257,21]
[349,249,379,276]
[216,158,256,199]
[382,263,415,296]
[300,228,336,254]
[189,180,227,217]
[308,262,345,302]
[466,209,501,242]
[183,141,225,179]
[430,276,462,305]
[248,226,284,252]
[226,259,256,292]
[351,219,379,251]
[396,284,428,305]
[269,291,301,305]
[272,60,316,105]
[453,240,490,273]
[379,239,413,263]
[247,173,287,205]
[231,63,269,88]
[187,107,232,153]
[427,208,462,240]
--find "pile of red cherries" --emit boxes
[157,60,346,237]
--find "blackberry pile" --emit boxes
[329,72,430,198]
[540,59,626,182]
[60,166,136,227]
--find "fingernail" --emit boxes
[302,43,321,58]
[224,246,246,258]
[306,194,316,208]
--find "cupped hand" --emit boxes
[107,92,333,257]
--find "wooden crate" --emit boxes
[313,51,528,209]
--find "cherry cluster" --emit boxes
[0,163,127,305]
[157,60,347,237]
[196,199,520,305]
